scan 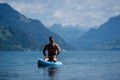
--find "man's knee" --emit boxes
[53,57,57,62]
[44,57,49,61]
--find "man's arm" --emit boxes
[43,45,47,57]
[56,44,61,55]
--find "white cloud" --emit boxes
[46,0,120,27]
[0,0,120,29]
[53,10,65,18]
[0,0,5,3]
[10,1,47,14]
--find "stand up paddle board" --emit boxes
[38,58,62,67]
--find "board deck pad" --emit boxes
[38,58,62,67]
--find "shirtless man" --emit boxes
[43,37,61,62]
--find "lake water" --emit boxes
[0,51,120,80]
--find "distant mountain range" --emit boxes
[49,15,120,50]
[49,24,84,43]
[0,3,120,51]
[0,3,73,51]
[77,15,120,50]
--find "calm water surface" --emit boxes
[0,51,120,80]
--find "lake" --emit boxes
[0,51,120,80]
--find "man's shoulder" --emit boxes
[45,44,49,47]
[54,43,59,46]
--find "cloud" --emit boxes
[53,10,66,18]
[10,1,47,14]
[46,0,120,27]
[1,0,120,28]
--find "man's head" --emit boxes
[49,37,54,44]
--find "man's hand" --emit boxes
[44,56,49,61]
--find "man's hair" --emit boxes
[49,37,53,40]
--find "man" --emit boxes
[43,37,61,62]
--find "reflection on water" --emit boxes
[47,67,58,77]
[38,66,59,80]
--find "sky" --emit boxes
[0,0,120,29]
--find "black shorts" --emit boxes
[48,55,56,61]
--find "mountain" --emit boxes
[0,24,40,51]
[49,24,85,47]
[0,3,73,51]
[78,15,120,50]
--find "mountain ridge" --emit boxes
[49,23,84,43]
[77,15,120,50]
[0,3,74,51]
[0,24,40,51]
